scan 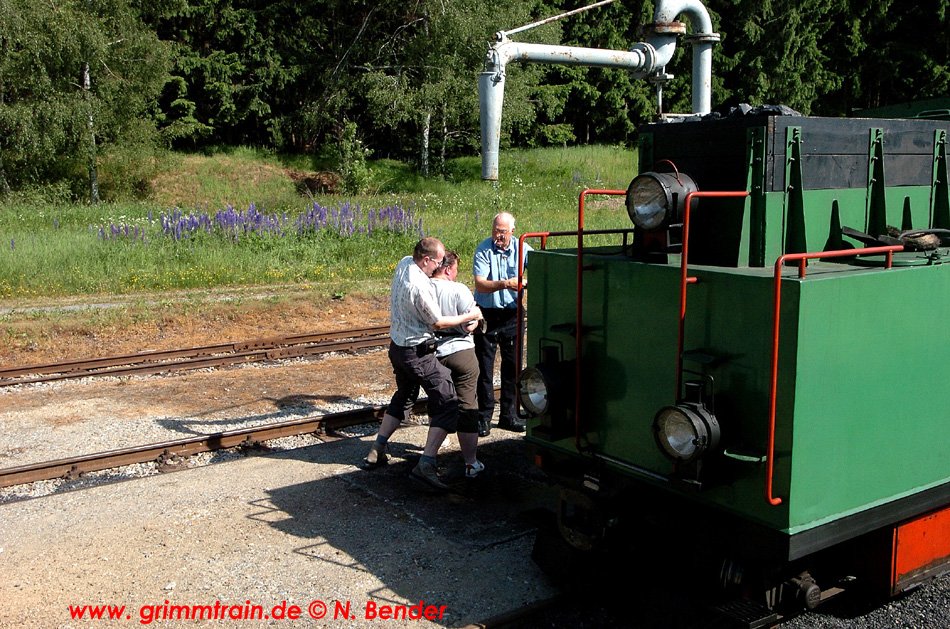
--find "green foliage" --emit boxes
[142,0,346,150]
[820,0,950,113]
[2,0,949,200]
[97,131,170,200]
[354,0,561,173]
[153,75,213,143]
[0,0,171,198]
[0,145,635,298]
[713,0,840,114]
[552,0,658,143]
[336,121,371,195]
[711,0,948,115]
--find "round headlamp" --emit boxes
[653,404,720,463]
[519,366,550,416]
[626,171,698,231]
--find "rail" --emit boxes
[0,385,495,489]
[764,245,903,506]
[0,326,391,386]
[0,402,392,488]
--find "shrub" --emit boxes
[336,121,371,195]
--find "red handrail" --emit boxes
[516,231,553,394]
[514,189,627,451]
[677,191,750,400]
[575,189,627,449]
[764,245,903,506]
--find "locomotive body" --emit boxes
[476,0,950,614]
[519,113,950,609]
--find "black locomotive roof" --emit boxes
[640,109,950,192]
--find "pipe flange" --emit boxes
[646,21,687,35]
[684,32,722,43]
[628,42,657,74]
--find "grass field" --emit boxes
[0,145,638,300]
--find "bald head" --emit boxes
[491,213,515,249]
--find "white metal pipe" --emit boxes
[479,0,718,180]
[691,39,714,114]
[492,40,655,71]
[479,71,506,181]
[653,0,713,33]
[650,0,718,115]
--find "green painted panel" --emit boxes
[587,258,680,471]
[527,249,795,530]
[526,247,950,536]
[762,187,935,265]
[525,249,680,473]
[525,251,579,367]
[787,263,950,531]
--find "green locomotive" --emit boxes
[479,0,950,620]
[519,111,950,615]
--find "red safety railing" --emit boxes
[677,191,750,400]
[515,230,555,390]
[574,189,627,449]
[764,245,903,506]
[515,189,629,451]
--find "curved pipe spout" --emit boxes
[479,40,655,180]
[480,0,718,180]
[479,70,506,181]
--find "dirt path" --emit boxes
[0,289,391,367]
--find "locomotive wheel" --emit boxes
[556,488,606,552]
[531,508,602,589]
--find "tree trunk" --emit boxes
[83,62,99,204]
[437,105,447,175]
[420,111,431,177]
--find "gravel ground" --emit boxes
[782,578,950,629]
[0,421,561,629]
[0,350,396,471]
[1,313,947,628]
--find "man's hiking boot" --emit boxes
[411,460,448,491]
[363,443,388,468]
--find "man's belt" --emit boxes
[481,307,517,320]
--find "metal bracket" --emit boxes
[931,129,950,229]
[783,127,806,255]
[866,127,888,236]
[746,127,767,266]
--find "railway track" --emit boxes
[0,401,401,489]
[0,325,391,387]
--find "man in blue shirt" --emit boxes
[472,212,532,435]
